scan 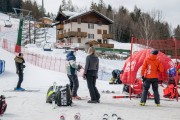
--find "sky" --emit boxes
[35,0,180,29]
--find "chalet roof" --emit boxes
[55,9,114,24]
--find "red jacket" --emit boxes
[141,54,164,78]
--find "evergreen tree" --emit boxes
[174,25,180,40]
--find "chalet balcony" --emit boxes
[57,34,64,39]
[64,31,87,38]
[99,43,114,48]
[56,24,64,30]
[102,34,114,39]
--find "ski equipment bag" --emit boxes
[55,84,72,106]
[163,84,176,98]
[0,95,7,115]
[46,86,57,103]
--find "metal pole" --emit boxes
[42,0,44,17]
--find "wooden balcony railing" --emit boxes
[99,43,114,48]
[57,34,64,39]
[56,24,64,30]
[64,31,87,38]
[102,34,114,39]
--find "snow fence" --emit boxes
[1,39,111,81]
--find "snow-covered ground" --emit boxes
[0,12,180,120]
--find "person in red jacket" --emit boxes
[140,50,164,106]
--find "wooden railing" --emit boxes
[64,31,87,38]
[56,24,64,30]
[57,34,64,39]
[102,34,114,39]
[99,43,114,48]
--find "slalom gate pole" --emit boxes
[112,95,137,99]
[129,35,134,100]
[173,37,179,102]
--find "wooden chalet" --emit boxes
[55,9,114,49]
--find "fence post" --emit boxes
[49,56,52,70]
[59,58,61,72]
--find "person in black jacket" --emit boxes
[14,53,25,91]
[83,47,100,103]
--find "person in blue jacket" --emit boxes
[66,48,82,99]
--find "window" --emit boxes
[77,28,81,32]
[78,38,81,43]
[103,39,107,44]
[97,29,101,34]
[88,23,94,29]
[97,39,102,44]
[103,30,107,34]
[88,34,94,39]
[68,28,70,32]
[77,18,81,24]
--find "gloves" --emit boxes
[77,64,82,71]
[77,64,82,69]
[16,70,19,74]
[142,76,146,82]
[23,65,26,68]
[83,74,86,80]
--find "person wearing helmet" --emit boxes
[140,50,164,106]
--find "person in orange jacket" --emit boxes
[140,50,164,106]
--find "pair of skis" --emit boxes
[103,114,123,120]
[60,113,80,120]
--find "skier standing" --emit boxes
[66,48,82,99]
[140,50,164,106]
[14,53,26,91]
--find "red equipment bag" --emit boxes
[163,84,176,98]
[0,95,7,115]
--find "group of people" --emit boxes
[14,48,180,106]
[65,46,100,103]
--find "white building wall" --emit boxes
[63,22,110,48]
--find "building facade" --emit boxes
[55,10,114,49]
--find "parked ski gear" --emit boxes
[102,114,109,120]
[60,114,65,120]
[0,95,7,115]
[4,89,40,92]
[55,84,72,106]
[74,113,80,120]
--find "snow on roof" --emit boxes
[42,17,53,21]
[62,10,114,24]
[62,11,80,17]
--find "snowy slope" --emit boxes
[1,43,180,120]
[1,12,180,120]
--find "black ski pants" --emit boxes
[86,74,100,101]
[67,74,79,97]
[17,72,23,88]
[141,78,160,104]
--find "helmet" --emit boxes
[151,50,158,55]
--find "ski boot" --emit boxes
[102,114,109,120]
[74,113,81,120]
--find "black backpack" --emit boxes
[0,95,7,115]
[55,84,72,106]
